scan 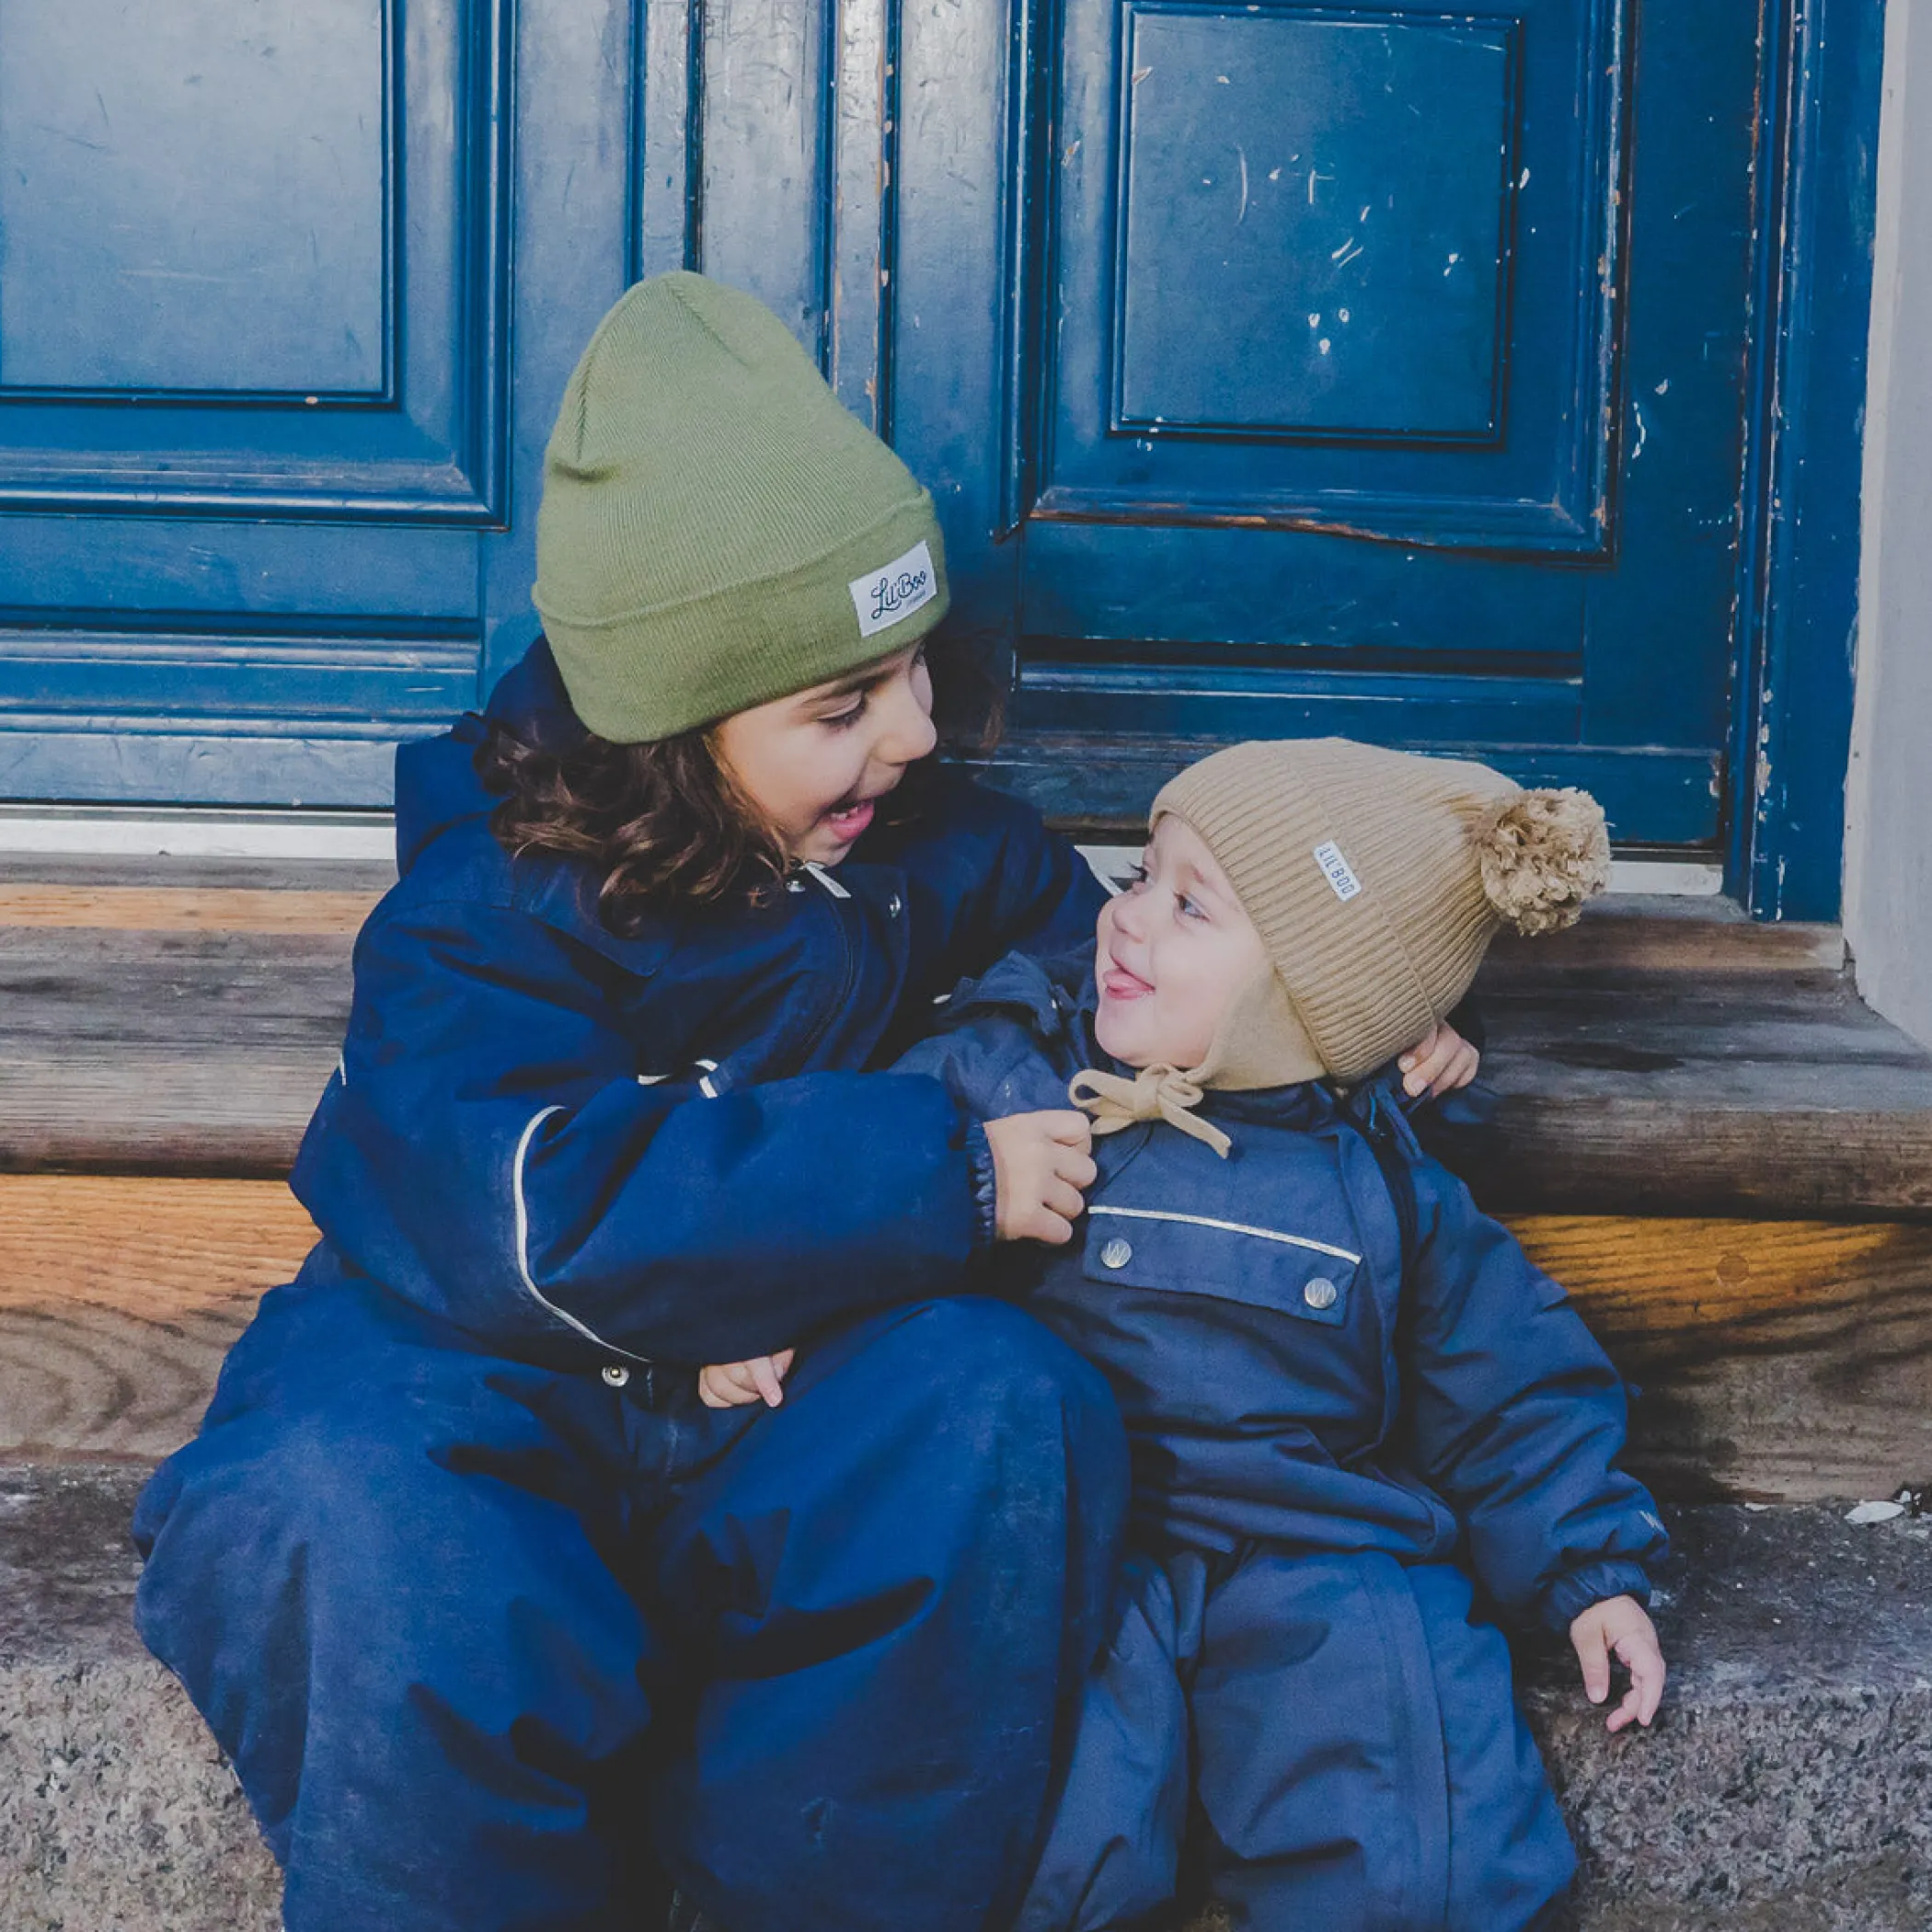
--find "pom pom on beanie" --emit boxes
[1475,788,1612,936]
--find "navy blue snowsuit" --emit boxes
[131,640,1130,1932]
[894,949,1668,1931]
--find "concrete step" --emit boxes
[5,1467,1930,1930]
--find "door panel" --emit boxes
[1044,0,1618,555]
[0,0,520,806]
[892,0,1764,846]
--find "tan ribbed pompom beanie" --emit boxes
[533,272,949,742]
[1154,739,1611,1086]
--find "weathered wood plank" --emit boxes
[0,853,395,895]
[4,1179,1928,1501]
[0,1178,316,1461]
[0,885,379,934]
[1512,1216,1932,1503]
[0,901,1926,1215]
[1483,893,1845,976]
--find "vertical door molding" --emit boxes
[1732,0,1887,918]
[827,0,899,431]
[634,0,705,279]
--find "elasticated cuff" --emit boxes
[966,1121,1000,1251]
[1539,1560,1654,1635]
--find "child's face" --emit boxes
[1094,815,1269,1071]
[712,640,937,865]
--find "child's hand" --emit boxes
[984,1110,1097,1246]
[1399,1019,1480,1098]
[1570,1594,1666,1732]
[697,1350,795,1409]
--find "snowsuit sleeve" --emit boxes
[889,947,1095,1122]
[291,895,987,1370]
[1398,1145,1668,1633]
[885,774,1107,1006]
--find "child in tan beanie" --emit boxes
[711,736,1664,1930]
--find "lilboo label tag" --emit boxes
[1313,839,1363,903]
[850,539,937,638]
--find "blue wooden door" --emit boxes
[0,0,1781,863]
[0,0,633,808]
[890,0,1766,848]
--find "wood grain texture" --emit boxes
[1512,1216,1932,1502]
[0,903,1926,1216]
[3,1179,1927,1501]
[0,885,379,934]
[0,1178,316,1461]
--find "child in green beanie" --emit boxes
[132,273,1475,1932]
[707,738,1667,1930]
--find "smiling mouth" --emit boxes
[1100,960,1154,1000]
[820,796,880,842]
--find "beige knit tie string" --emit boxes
[1068,1065,1233,1160]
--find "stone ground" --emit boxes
[4,1467,1930,1930]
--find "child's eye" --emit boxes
[823,696,868,730]
[1178,892,1209,922]
[1120,861,1150,892]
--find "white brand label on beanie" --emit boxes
[1313,841,1363,903]
[851,540,937,638]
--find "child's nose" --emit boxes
[877,677,937,765]
[1109,888,1150,941]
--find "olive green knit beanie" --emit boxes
[1154,739,1612,1086]
[533,272,949,742]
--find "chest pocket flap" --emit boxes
[1081,1205,1360,1328]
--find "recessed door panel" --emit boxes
[1115,12,1515,442]
[882,0,1765,844]
[0,0,388,397]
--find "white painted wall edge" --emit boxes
[1846,0,1932,1051]
[0,807,1727,897]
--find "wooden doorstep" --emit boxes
[0,883,379,935]
[2,1176,1926,1502]
[6,906,1932,1218]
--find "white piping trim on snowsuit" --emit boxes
[1087,1203,1362,1267]
[801,860,851,900]
[512,1105,653,1363]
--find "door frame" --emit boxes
[1730,0,1886,919]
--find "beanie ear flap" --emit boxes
[1474,788,1611,936]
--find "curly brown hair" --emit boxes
[475,719,789,929]
[474,631,1004,933]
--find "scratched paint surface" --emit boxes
[0,0,385,394]
[960,0,1767,848]
[1119,12,1512,437]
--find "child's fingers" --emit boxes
[1618,1634,1667,1728]
[698,1363,752,1409]
[1042,1179,1087,1225]
[771,1348,796,1378]
[1041,1110,1095,1149]
[1057,1148,1099,1190]
[750,1355,787,1408]
[1028,1203,1078,1246]
[1400,1027,1453,1097]
[1572,1619,1612,1706]
[1398,1025,1441,1074]
[1604,1682,1646,1734]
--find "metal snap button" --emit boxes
[1303,1277,1339,1311]
[887,891,903,918]
[601,1364,631,1388]
[1100,1237,1133,1270]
